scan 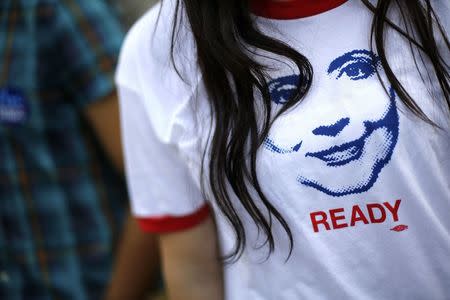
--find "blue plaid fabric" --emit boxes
[0,0,127,299]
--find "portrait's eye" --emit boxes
[327,49,380,81]
[268,74,300,104]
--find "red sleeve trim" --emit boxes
[136,204,210,233]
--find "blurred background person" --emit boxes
[113,0,158,28]
[0,0,158,299]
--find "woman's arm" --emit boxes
[105,216,161,300]
[84,94,162,299]
[160,215,224,300]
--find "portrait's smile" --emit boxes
[305,88,397,168]
[264,50,400,197]
[306,137,364,167]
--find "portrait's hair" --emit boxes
[167,0,449,261]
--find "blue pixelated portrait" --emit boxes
[264,50,399,197]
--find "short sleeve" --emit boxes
[119,86,208,233]
[116,2,209,233]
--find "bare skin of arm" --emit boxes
[84,91,125,172]
[160,215,224,300]
[104,217,161,300]
[84,92,161,299]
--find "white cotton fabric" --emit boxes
[117,0,450,299]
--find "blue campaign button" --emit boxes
[0,87,30,125]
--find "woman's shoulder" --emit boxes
[116,0,198,93]
[116,1,202,144]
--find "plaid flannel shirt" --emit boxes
[0,0,127,299]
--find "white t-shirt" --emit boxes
[116,1,450,299]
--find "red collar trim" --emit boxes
[251,0,349,20]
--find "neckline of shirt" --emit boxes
[251,0,349,20]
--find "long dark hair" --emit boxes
[168,0,449,261]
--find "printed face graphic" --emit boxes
[264,50,400,197]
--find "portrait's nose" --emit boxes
[312,117,350,137]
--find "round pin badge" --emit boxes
[0,87,30,125]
